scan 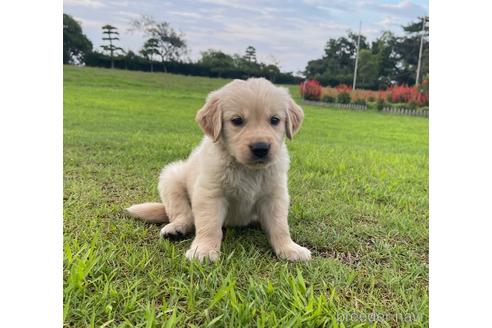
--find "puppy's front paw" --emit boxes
[185,244,220,262]
[275,242,311,261]
[160,222,191,239]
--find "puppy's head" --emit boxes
[196,78,304,168]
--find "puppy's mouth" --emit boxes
[246,158,272,169]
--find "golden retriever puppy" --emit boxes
[127,78,311,262]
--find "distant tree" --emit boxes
[243,46,257,63]
[63,13,92,64]
[199,49,235,77]
[130,16,188,72]
[101,25,124,68]
[305,31,369,86]
[261,64,281,82]
[369,31,398,88]
[305,18,429,88]
[140,38,159,72]
[357,49,379,89]
[393,16,429,84]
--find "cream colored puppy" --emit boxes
[127,78,311,262]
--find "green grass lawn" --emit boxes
[64,65,428,327]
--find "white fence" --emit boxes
[302,100,429,118]
[303,100,367,110]
[382,107,428,117]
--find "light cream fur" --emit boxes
[127,78,311,262]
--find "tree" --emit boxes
[101,25,124,68]
[244,46,257,63]
[305,31,369,87]
[304,18,429,88]
[261,64,281,82]
[393,16,429,85]
[199,49,235,77]
[63,13,92,64]
[357,49,379,89]
[130,16,188,72]
[140,38,159,72]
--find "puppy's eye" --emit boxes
[231,117,244,126]
[270,116,280,125]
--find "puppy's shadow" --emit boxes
[158,221,264,241]
[164,221,270,251]
[221,222,273,255]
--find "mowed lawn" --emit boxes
[63,66,428,327]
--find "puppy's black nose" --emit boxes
[249,142,270,158]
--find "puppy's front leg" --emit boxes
[186,190,226,262]
[259,195,311,261]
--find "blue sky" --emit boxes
[64,0,428,73]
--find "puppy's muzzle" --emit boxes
[249,142,270,159]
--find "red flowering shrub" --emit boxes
[416,79,429,106]
[302,79,429,108]
[335,84,352,104]
[387,85,413,103]
[335,84,352,94]
[385,83,429,107]
[321,87,337,103]
[377,90,387,101]
[299,80,322,101]
[351,89,374,104]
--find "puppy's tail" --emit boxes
[126,202,169,224]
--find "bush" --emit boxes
[420,106,429,112]
[83,51,303,84]
[337,92,351,104]
[353,98,367,106]
[321,95,336,103]
[389,103,406,109]
[367,102,377,110]
[299,80,322,101]
[377,98,385,111]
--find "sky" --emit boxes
[64,0,428,73]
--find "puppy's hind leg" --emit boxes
[158,161,194,238]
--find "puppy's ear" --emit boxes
[285,98,304,140]
[196,91,222,142]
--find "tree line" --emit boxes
[63,14,300,84]
[63,13,428,88]
[306,17,428,89]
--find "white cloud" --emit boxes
[377,16,400,30]
[73,16,104,29]
[363,0,427,18]
[168,11,204,19]
[64,0,105,9]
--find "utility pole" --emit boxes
[415,17,427,85]
[352,21,362,90]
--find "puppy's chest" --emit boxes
[222,167,268,201]
[221,167,270,225]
